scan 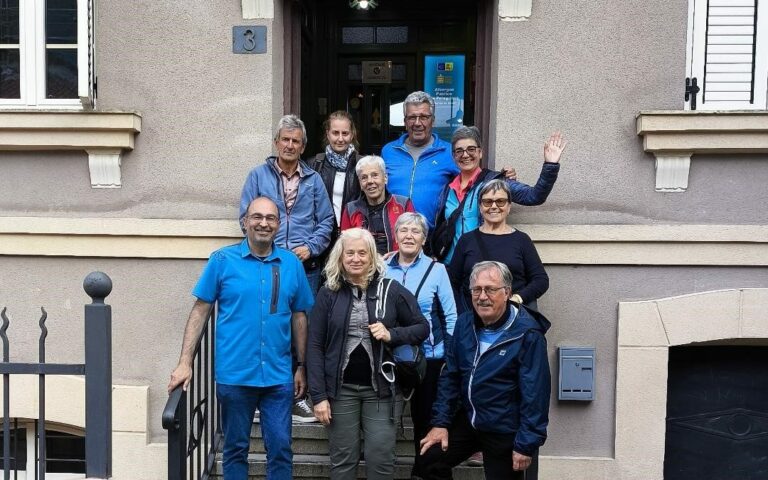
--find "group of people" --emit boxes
[168,90,567,480]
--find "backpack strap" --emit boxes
[414,260,437,299]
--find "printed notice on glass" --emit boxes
[423,55,465,141]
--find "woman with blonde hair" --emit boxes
[307,228,428,479]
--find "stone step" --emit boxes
[211,453,485,480]
[250,421,416,456]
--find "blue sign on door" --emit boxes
[424,55,465,141]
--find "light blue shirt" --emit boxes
[193,239,314,387]
[385,251,457,359]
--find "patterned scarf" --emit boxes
[325,144,356,171]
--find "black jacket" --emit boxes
[309,152,362,227]
[307,276,429,403]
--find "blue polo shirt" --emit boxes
[193,239,314,387]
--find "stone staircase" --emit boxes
[212,418,485,479]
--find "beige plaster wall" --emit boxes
[3,254,768,449]
[0,1,278,219]
[493,0,768,225]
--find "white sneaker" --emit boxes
[292,398,318,423]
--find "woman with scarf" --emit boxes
[309,110,363,238]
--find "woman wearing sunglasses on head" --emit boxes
[448,179,549,315]
[431,126,566,263]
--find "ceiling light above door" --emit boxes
[350,0,378,10]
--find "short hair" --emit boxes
[403,91,435,116]
[355,155,387,178]
[324,228,386,291]
[451,126,483,149]
[322,110,359,150]
[394,212,428,238]
[469,261,513,289]
[274,114,307,145]
[478,179,512,201]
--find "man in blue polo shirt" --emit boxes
[169,196,314,480]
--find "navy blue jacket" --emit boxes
[431,303,551,456]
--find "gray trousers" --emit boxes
[327,384,403,480]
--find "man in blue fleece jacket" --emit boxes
[418,261,551,479]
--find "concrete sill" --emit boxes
[0,110,142,188]
[636,110,768,192]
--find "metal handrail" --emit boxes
[162,308,220,480]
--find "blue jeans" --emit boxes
[217,383,293,480]
[305,267,322,297]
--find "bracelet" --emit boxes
[296,362,305,367]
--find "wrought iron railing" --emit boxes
[162,307,221,480]
[0,271,113,480]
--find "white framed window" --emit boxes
[0,0,94,109]
[686,0,768,110]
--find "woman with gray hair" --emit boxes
[307,228,428,479]
[340,155,415,255]
[383,212,458,479]
[448,179,549,315]
[431,125,566,262]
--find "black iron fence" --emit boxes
[162,307,221,480]
[0,271,113,480]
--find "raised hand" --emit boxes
[543,131,567,164]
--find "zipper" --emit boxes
[467,312,522,428]
[336,293,354,395]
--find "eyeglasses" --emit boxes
[404,114,433,124]
[246,214,279,224]
[469,286,508,297]
[453,146,480,157]
[480,198,510,208]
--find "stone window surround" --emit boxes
[0,111,142,189]
[636,111,768,193]
[614,288,768,479]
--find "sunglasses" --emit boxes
[480,198,509,208]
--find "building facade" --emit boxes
[0,0,767,478]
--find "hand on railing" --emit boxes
[168,362,193,393]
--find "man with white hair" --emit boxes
[419,261,551,479]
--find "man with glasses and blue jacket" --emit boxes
[418,261,551,479]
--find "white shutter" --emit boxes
[77,0,95,108]
[687,0,768,110]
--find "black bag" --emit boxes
[374,277,428,394]
[430,194,469,261]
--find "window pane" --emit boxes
[376,26,408,44]
[46,48,78,98]
[0,426,27,470]
[0,0,20,44]
[0,48,20,98]
[342,27,374,44]
[46,431,85,474]
[392,63,407,81]
[347,64,362,81]
[46,0,77,44]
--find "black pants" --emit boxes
[410,359,445,477]
[419,409,527,480]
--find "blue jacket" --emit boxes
[239,157,335,260]
[385,251,457,359]
[436,164,560,262]
[431,303,551,456]
[381,133,459,230]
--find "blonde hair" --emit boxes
[324,228,385,291]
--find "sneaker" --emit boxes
[292,398,318,423]
[253,409,260,423]
[463,451,483,467]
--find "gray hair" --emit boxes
[394,212,428,238]
[469,261,513,289]
[478,179,512,201]
[355,155,387,177]
[274,114,307,145]
[451,126,483,149]
[403,91,435,116]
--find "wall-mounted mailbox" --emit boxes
[558,347,595,401]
